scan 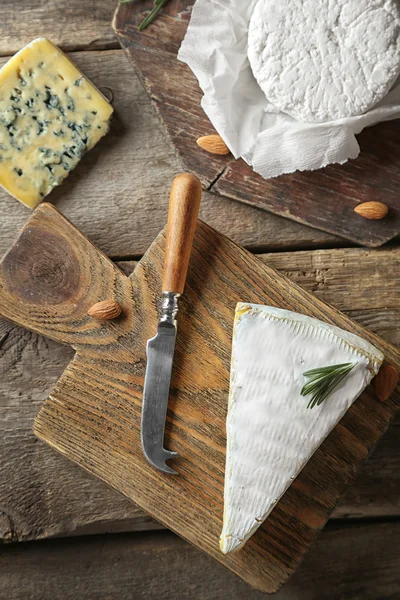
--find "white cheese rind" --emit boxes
[248,0,400,122]
[220,303,384,554]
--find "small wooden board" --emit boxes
[0,203,399,593]
[113,0,400,247]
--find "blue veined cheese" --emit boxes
[0,38,113,208]
[220,303,384,554]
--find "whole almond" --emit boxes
[374,364,399,402]
[354,201,389,220]
[197,134,230,156]
[88,300,122,320]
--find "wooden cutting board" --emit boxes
[0,203,399,593]
[113,0,400,247]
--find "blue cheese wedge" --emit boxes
[0,38,113,208]
[220,303,384,554]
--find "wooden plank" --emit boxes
[259,248,400,313]
[0,49,340,259]
[0,523,399,599]
[0,318,12,344]
[0,0,118,56]
[113,0,400,247]
[114,1,234,191]
[0,325,158,543]
[214,140,400,248]
[1,247,399,544]
[1,206,399,592]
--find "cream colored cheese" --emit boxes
[220,303,384,554]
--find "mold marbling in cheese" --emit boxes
[0,38,113,208]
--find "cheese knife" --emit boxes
[141,173,202,474]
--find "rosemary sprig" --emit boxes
[301,362,355,409]
[138,0,170,31]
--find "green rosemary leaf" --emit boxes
[303,363,354,377]
[301,362,355,409]
[138,0,170,31]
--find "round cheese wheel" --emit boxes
[248,0,400,122]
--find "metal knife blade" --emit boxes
[141,173,202,474]
[141,300,179,475]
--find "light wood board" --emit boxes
[0,247,399,545]
[0,204,399,591]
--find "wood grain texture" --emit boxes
[0,49,339,260]
[0,3,397,597]
[0,0,118,56]
[1,204,399,592]
[1,247,399,545]
[113,0,400,247]
[1,523,399,600]
[0,317,12,344]
[162,174,202,293]
[214,150,400,248]
[114,0,233,190]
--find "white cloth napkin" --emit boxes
[178,0,400,179]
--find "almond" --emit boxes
[88,300,122,320]
[196,134,230,156]
[354,201,389,220]
[374,364,399,402]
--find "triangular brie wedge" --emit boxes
[220,304,384,554]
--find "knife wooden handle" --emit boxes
[162,173,202,294]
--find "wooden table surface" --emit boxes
[0,2,398,599]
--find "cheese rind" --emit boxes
[220,304,384,554]
[248,0,400,122]
[0,38,113,208]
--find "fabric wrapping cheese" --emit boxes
[178,0,400,179]
[220,304,384,554]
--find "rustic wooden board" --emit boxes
[1,246,400,544]
[0,204,399,592]
[1,247,400,544]
[1,523,399,600]
[113,0,400,247]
